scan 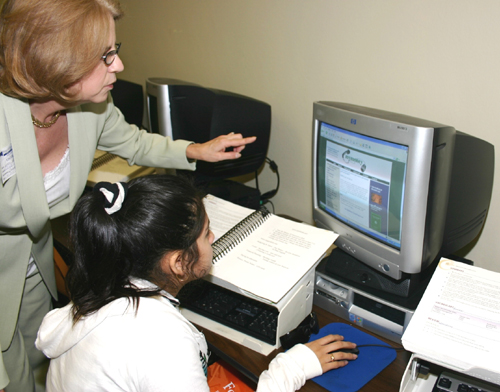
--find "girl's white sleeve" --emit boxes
[256,344,323,392]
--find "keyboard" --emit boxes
[177,279,279,345]
[433,371,500,392]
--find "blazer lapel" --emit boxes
[2,95,49,239]
[66,106,93,207]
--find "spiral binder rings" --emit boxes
[91,151,118,171]
[212,208,271,263]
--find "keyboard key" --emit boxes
[432,371,500,392]
[439,378,452,389]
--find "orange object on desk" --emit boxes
[208,361,255,392]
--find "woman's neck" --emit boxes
[29,99,67,124]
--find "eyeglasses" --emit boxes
[101,43,121,66]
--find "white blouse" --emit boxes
[26,147,70,277]
[44,147,70,208]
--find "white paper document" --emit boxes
[203,194,253,240]
[402,258,500,382]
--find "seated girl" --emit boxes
[36,175,357,391]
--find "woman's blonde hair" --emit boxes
[0,0,123,103]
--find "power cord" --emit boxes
[260,199,275,214]
[356,344,405,351]
[255,157,280,204]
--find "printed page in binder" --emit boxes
[203,194,338,304]
[203,194,254,241]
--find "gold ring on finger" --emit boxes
[330,354,335,362]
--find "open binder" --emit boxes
[203,194,337,304]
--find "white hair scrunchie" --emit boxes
[94,181,128,215]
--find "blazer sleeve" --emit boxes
[82,96,196,171]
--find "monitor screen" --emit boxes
[316,122,408,250]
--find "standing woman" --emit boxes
[0,0,255,390]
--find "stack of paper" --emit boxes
[402,258,500,384]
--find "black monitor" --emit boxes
[145,78,271,182]
[312,102,494,297]
[111,79,144,128]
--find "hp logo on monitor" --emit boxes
[351,119,357,125]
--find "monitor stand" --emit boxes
[323,248,473,307]
[324,248,437,302]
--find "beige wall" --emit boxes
[116,0,500,272]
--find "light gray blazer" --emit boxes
[0,92,195,351]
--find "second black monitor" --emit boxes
[146,77,271,181]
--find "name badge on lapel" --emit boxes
[0,144,15,185]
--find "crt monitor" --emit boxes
[145,77,271,181]
[312,101,494,297]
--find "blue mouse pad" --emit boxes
[308,323,397,392]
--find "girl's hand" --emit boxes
[305,334,358,373]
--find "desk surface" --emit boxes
[198,305,411,391]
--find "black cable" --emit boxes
[260,199,275,214]
[357,344,405,351]
[254,169,260,193]
[260,157,280,203]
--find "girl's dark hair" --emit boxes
[66,175,206,322]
